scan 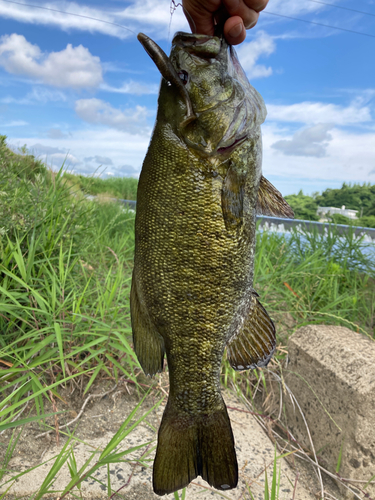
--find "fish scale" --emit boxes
[131,31,294,496]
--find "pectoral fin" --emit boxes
[221,165,245,231]
[257,176,294,218]
[130,273,165,376]
[227,294,276,370]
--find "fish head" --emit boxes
[169,32,267,156]
[169,32,231,116]
[138,31,267,157]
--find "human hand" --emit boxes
[181,0,269,45]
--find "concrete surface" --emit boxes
[284,325,375,499]
[1,392,317,500]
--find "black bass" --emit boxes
[131,31,293,496]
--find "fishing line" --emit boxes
[168,0,182,42]
[306,0,375,18]
[169,1,197,34]
[264,10,375,38]
[1,0,374,40]
[0,0,137,36]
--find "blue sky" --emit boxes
[0,0,374,196]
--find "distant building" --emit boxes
[317,205,358,220]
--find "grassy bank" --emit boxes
[1,137,375,498]
[1,136,139,429]
[63,171,138,200]
[1,135,375,425]
[254,226,375,339]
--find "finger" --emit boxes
[244,0,269,13]
[223,16,246,45]
[223,0,260,29]
[182,0,217,35]
[224,0,268,14]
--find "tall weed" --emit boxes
[254,225,375,341]
[0,138,139,429]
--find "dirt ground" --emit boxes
[0,376,157,467]
[0,371,346,500]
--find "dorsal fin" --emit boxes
[257,176,294,218]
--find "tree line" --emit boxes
[284,183,375,228]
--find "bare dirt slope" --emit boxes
[0,378,320,500]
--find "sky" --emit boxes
[0,0,374,196]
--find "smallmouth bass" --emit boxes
[131,31,293,496]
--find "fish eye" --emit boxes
[178,70,189,85]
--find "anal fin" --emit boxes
[130,273,165,376]
[257,175,294,218]
[227,294,276,370]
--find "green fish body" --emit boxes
[131,32,293,496]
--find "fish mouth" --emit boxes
[216,135,248,155]
[172,32,223,58]
[137,33,196,125]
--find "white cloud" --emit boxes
[262,123,375,182]
[118,0,188,34]
[46,152,80,166]
[30,143,64,155]
[75,98,150,134]
[0,0,347,44]
[7,128,151,177]
[271,123,334,157]
[0,34,102,88]
[100,80,159,95]
[265,0,333,17]
[24,142,79,167]
[28,86,68,102]
[235,31,275,79]
[0,0,325,41]
[267,101,372,125]
[8,107,374,187]
[1,87,68,105]
[47,128,70,139]
[114,164,139,177]
[0,1,132,39]
[84,155,113,165]
[79,162,139,177]
[1,120,28,127]
[0,0,189,40]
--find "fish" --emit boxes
[131,31,294,496]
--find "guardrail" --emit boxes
[118,199,137,208]
[117,199,375,241]
[257,216,375,241]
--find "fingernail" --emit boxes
[228,23,243,39]
[245,20,256,29]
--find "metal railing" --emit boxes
[118,199,137,208]
[117,199,375,241]
[257,216,375,240]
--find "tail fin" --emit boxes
[153,401,238,495]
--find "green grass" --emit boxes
[0,136,140,432]
[254,225,375,341]
[1,136,375,498]
[63,170,138,200]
